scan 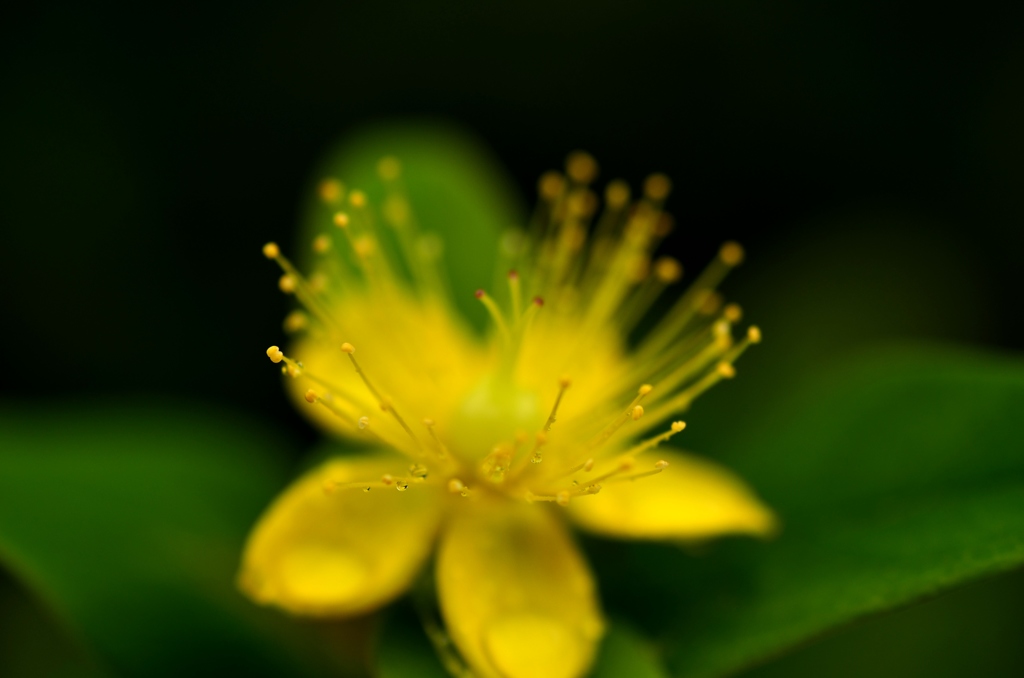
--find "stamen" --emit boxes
[318,178,344,204]
[587,384,654,450]
[643,173,672,202]
[474,290,511,345]
[566,151,598,185]
[341,342,422,451]
[266,345,284,363]
[529,431,548,464]
[551,457,595,481]
[622,420,686,457]
[507,270,523,323]
[349,190,367,208]
[312,234,332,253]
[283,310,309,334]
[448,478,471,497]
[543,376,572,432]
[586,456,637,485]
[636,240,746,362]
[322,473,419,495]
[422,418,451,459]
[261,243,341,334]
[608,459,671,483]
[528,482,604,503]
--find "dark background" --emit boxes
[2,2,1023,674]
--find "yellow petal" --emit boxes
[436,500,604,678]
[238,454,442,616]
[567,450,777,540]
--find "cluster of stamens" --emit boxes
[261,151,760,509]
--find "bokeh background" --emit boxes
[2,1,1023,676]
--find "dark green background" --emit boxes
[2,1,1023,676]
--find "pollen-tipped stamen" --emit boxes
[263,243,343,334]
[586,384,653,450]
[341,342,423,452]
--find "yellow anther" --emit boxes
[266,346,284,363]
[333,211,350,228]
[377,156,401,181]
[566,190,597,218]
[654,256,683,283]
[535,431,548,445]
[604,180,631,209]
[654,213,675,237]
[717,362,737,379]
[639,384,653,396]
[341,342,355,354]
[262,242,280,259]
[558,375,572,389]
[381,474,395,486]
[283,310,308,333]
[448,479,468,496]
[349,190,367,207]
[566,151,598,184]
[700,290,724,315]
[318,178,343,203]
[539,171,566,200]
[583,458,595,472]
[308,273,327,293]
[422,417,435,427]
[748,326,763,343]
[556,491,571,507]
[655,459,670,470]
[671,421,687,433]
[322,479,338,495]
[278,274,297,294]
[619,457,636,471]
[719,241,745,266]
[312,234,331,253]
[724,303,743,322]
[631,405,644,421]
[304,389,318,403]
[643,173,672,201]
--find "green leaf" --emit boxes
[377,603,449,678]
[0,401,352,678]
[588,622,668,678]
[299,121,526,329]
[585,347,1024,677]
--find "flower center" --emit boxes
[260,151,763,510]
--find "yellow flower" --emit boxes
[240,151,776,678]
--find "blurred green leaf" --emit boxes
[377,603,449,678]
[586,347,1024,677]
[300,121,526,329]
[589,622,668,678]
[0,571,109,678]
[740,566,1024,678]
[0,401,350,678]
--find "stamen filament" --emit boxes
[341,343,422,451]
[586,384,653,450]
[475,290,511,346]
[544,376,572,432]
[263,244,343,334]
[607,459,670,483]
[508,270,523,323]
[622,421,686,457]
